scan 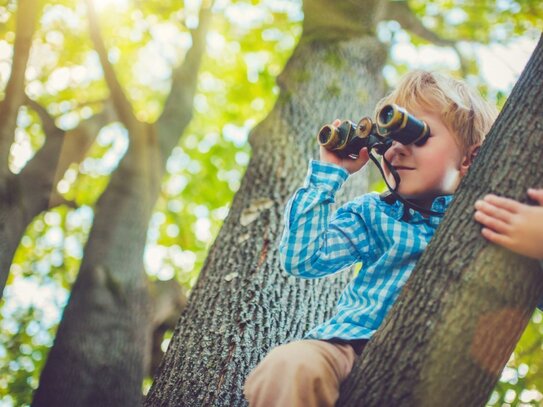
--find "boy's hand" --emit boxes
[474,188,543,260]
[319,119,370,174]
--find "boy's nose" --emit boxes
[384,140,409,160]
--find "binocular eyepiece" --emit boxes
[318,104,430,158]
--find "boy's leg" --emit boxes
[243,339,357,407]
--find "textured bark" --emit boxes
[33,126,160,406]
[149,279,188,378]
[145,1,387,405]
[337,34,543,407]
[33,4,211,406]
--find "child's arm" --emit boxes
[474,189,543,311]
[280,127,371,278]
[473,188,543,260]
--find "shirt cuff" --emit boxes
[305,159,349,193]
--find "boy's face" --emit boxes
[382,107,469,207]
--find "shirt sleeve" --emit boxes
[279,160,372,279]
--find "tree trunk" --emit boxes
[145,1,387,405]
[33,3,211,405]
[0,0,42,297]
[0,105,115,297]
[337,33,543,407]
[32,129,159,407]
[0,174,30,295]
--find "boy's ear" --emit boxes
[460,144,480,176]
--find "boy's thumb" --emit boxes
[528,188,543,205]
[358,147,369,162]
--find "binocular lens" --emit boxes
[379,105,395,126]
[318,127,333,145]
[317,104,430,157]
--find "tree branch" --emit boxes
[51,99,117,188]
[156,2,213,158]
[378,0,469,75]
[378,1,455,47]
[25,97,63,138]
[19,98,116,217]
[85,0,138,132]
[0,0,42,175]
[18,97,65,221]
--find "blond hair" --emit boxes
[375,70,498,153]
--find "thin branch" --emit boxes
[20,98,115,216]
[25,97,63,138]
[64,97,112,111]
[0,0,42,174]
[85,0,138,132]
[18,97,65,221]
[378,1,469,75]
[47,195,79,210]
[379,0,456,47]
[157,1,213,156]
[51,99,117,182]
[452,44,469,77]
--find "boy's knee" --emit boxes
[244,341,322,392]
[248,342,309,379]
[244,341,342,406]
[263,341,318,372]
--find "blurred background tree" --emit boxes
[0,0,541,406]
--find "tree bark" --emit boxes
[32,125,160,406]
[0,0,116,297]
[145,0,388,405]
[0,0,42,297]
[0,0,41,174]
[33,4,211,406]
[0,100,115,298]
[337,33,543,407]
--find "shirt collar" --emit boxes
[383,193,454,225]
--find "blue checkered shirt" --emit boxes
[279,160,453,341]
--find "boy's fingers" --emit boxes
[481,227,514,249]
[528,188,543,205]
[358,147,369,161]
[482,194,522,213]
[474,200,514,223]
[474,210,511,234]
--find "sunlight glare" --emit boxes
[93,0,129,12]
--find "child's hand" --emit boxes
[474,188,543,260]
[319,119,370,174]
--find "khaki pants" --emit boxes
[243,340,358,407]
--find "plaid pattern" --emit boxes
[279,160,453,341]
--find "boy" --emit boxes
[243,71,498,407]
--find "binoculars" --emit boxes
[317,104,430,158]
